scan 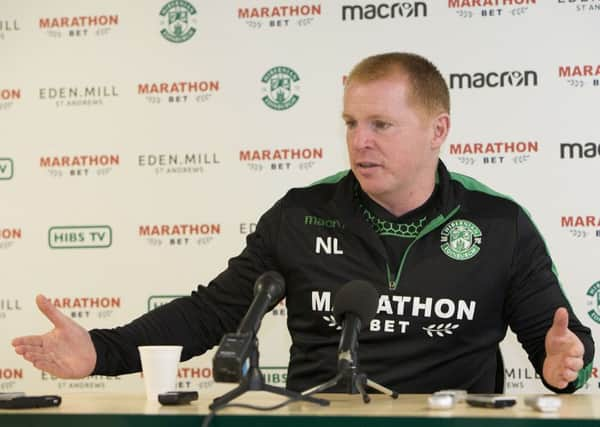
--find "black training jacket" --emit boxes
[91,161,594,393]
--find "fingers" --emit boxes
[552,307,569,334]
[36,294,68,329]
[12,335,44,348]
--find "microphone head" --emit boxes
[332,280,379,327]
[254,271,285,301]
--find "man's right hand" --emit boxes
[11,294,96,379]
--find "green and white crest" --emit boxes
[261,66,300,110]
[159,0,197,43]
[440,219,482,261]
[586,281,600,324]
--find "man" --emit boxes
[13,52,594,393]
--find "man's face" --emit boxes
[342,74,446,211]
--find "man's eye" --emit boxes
[372,120,391,130]
[344,120,357,129]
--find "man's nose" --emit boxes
[349,125,373,149]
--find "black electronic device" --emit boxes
[466,394,517,408]
[210,271,329,411]
[213,271,285,383]
[0,395,61,409]
[0,392,26,400]
[158,391,198,405]
[212,333,253,383]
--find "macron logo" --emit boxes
[315,236,343,255]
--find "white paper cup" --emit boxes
[138,345,182,401]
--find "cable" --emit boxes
[201,394,312,427]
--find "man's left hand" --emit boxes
[543,307,585,389]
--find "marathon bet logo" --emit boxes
[240,147,323,172]
[341,2,428,20]
[440,219,482,261]
[0,88,20,112]
[314,290,475,335]
[261,66,300,110]
[449,70,538,89]
[560,142,600,159]
[48,226,112,249]
[448,0,536,18]
[0,227,21,250]
[138,80,220,105]
[139,223,221,247]
[558,64,600,88]
[39,14,118,38]
[39,84,119,108]
[159,0,197,43]
[447,140,538,166]
[0,18,20,40]
[0,368,23,390]
[586,281,600,324]
[558,0,600,13]
[0,298,23,321]
[50,296,121,321]
[0,158,14,180]
[238,4,321,29]
[40,154,119,178]
[561,215,600,239]
[138,152,220,175]
[172,365,214,391]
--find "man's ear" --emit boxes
[431,113,450,150]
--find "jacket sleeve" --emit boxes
[505,206,595,393]
[90,199,283,376]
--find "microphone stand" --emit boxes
[300,320,398,404]
[209,336,329,410]
[300,360,398,404]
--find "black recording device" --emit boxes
[0,394,61,409]
[212,271,285,383]
[158,391,198,405]
[466,394,517,408]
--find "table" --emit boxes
[1,392,599,426]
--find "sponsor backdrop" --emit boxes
[1,0,599,395]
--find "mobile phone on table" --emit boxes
[158,391,198,405]
[0,395,61,409]
[0,392,26,400]
[466,394,516,408]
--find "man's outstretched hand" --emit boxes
[543,307,585,389]
[12,294,96,379]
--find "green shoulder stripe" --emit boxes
[575,362,594,390]
[450,171,571,310]
[449,171,514,202]
[308,169,349,187]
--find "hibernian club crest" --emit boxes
[261,66,300,110]
[159,0,197,43]
[440,219,482,261]
[586,281,600,324]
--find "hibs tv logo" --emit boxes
[586,281,600,324]
[160,0,197,43]
[440,219,482,261]
[261,66,300,110]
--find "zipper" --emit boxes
[387,205,460,291]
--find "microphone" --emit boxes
[332,280,379,371]
[237,271,285,334]
[213,271,285,383]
